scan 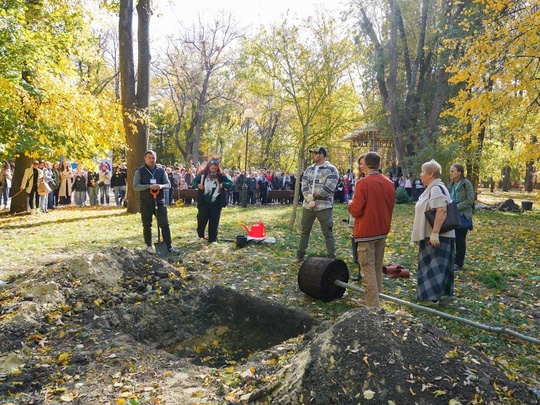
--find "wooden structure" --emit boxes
[342,126,393,151]
[177,189,198,199]
[342,126,396,173]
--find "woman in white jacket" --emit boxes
[58,161,73,205]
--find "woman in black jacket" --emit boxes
[111,166,127,206]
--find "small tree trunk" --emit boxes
[288,125,309,231]
[10,155,33,214]
[119,0,151,214]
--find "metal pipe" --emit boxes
[334,280,540,345]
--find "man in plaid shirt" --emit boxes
[292,146,340,264]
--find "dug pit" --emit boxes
[111,285,320,367]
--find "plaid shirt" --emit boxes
[301,161,339,211]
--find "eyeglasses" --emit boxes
[210,159,219,165]
[33,162,39,165]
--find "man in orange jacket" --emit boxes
[348,152,395,307]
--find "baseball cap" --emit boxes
[309,146,327,156]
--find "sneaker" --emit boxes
[168,247,180,254]
[145,246,154,254]
[210,241,218,245]
[417,300,439,307]
[291,257,305,265]
[453,264,461,272]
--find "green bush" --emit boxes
[395,187,412,204]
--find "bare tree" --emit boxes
[155,11,244,164]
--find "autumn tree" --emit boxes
[244,13,356,228]
[348,0,468,175]
[0,0,123,214]
[445,0,540,189]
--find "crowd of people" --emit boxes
[167,166,300,206]
[0,156,432,213]
[4,149,475,310]
[0,159,128,212]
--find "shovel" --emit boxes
[150,188,169,257]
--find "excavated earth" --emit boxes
[0,247,537,404]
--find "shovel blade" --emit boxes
[154,241,169,257]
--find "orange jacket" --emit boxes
[348,173,395,241]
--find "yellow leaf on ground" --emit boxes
[58,352,70,364]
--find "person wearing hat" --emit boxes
[292,146,339,264]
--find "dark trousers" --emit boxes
[247,189,256,205]
[28,186,39,209]
[197,201,222,242]
[140,203,172,248]
[260,190,268,205]
[454,227,468,267]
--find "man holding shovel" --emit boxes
[133,150,178,255]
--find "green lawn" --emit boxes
[1,189,539,389]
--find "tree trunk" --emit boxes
[192,70,211,165]
[10,1,41,214]
[119,0,151,214]
[288,124,309,231]
[524,136,537,192]
[10,155,33,214]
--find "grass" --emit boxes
[1,188,539,389]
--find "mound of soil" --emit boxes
[0,248,537,404]
[246,309,536,404]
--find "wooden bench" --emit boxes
[268,190,295,202]
[177,189,199,199]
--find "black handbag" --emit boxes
[219,190,227,208]
[218,175,228,208]
[425,185,461,233]
[48,178,58,190]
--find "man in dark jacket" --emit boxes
[133,150,178,254]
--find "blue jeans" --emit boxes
[39,195,48,212]
[164,189,170,205]
[47,191,54,209]
[113,185,126,206]
[100,185,110,204]
[0,186,9,206]
[75,190,86,206]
